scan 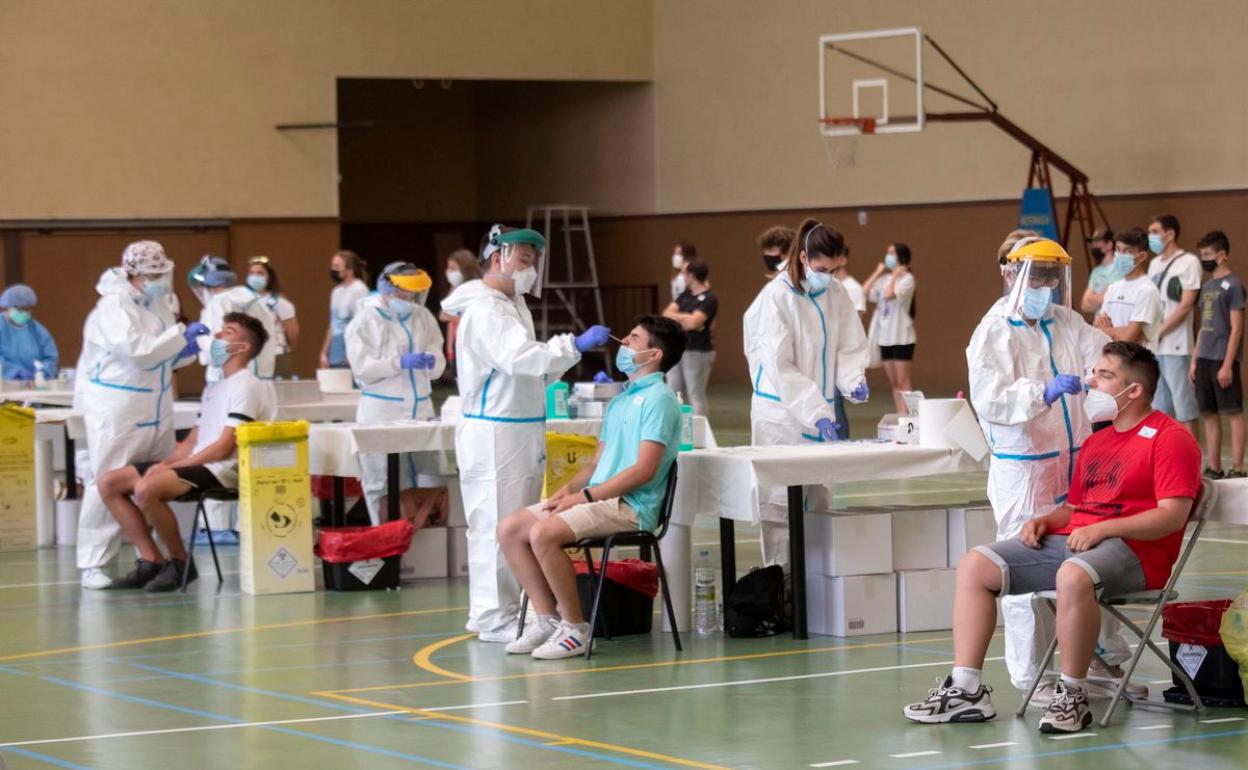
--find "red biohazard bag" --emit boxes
[310,475,364,501]
[573,557,658,598]
[1162,600,1233,647]
[316,520,414,564]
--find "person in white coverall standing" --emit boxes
[441,225,610,642]
[966,234,1136,701]
[76,241,207,589]
[188,255,280,383]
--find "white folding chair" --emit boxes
[1017,479,1216,727]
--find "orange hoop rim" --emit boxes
[818,117,877,134]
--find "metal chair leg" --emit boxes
[202,507,223,583]
[181,500,202,593]
[1017,598,1058,718]
[516,592,529,640]
[583,546,612,641]
[585,542,613,660]
[652,539,682,651]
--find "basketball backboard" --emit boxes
[819,27,924,136]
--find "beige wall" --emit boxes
[0,0,653,219]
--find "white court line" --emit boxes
[1190,537,1248,545]
[1201,716,1246,724]
[0,710,404,748]
[0,570,242,590]
[1136,724,1174,731]
[969,741,1018,749]
[810,760,860,767]
[1149,679,1173,685]
[422,699,528,712]
[890,750,941,758]
[1048,732,1098,741]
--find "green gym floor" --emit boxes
[2,385,1246,769]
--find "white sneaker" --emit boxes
[477,620,522,643]
[1027,676,1059,709]
[505,616,559,654]
[81,568,112,590]
[1086,660,1148,698]
[532,621,592,660]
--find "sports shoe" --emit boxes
[81,567,113,590]
[143,559,197,593]
[532,621,592,660]
[505,616,559,654]
[109,559,165,590]
[477,619,522,643]
[1038,681,1092,733]
[1027,676,1059,709]
[1086,660,1148,699]
[903,676,996,723]
[1203,467,1225,480]
[1226,469,1247,479]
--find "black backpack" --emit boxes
[724,565,788,637]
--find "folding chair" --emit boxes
[518,467,683,660]
[181,487,238,592]
[1017,479,1215,726]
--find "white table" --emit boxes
[32,409,84,546]
[3,387,75,407]
[666,442,985,637]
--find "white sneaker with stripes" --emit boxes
[532,621,593,660]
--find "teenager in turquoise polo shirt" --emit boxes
[498,315,686,660]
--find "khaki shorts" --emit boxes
[528,497,638,540]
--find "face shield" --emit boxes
[187,255,237,307]
[493,228,547,298]
[378,261,432,309]
[1002,238,1072,321]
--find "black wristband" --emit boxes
[583,487,593,503]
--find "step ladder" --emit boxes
[525,204,611,374]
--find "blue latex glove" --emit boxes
[1044,374,1082,406]
[400,352,437,370]
[176,342,198,360]
[574,324,611,352]
[183,322,209,346]
[11,368,33,381]
[850,381,869,402]
[815,417,839,442]
[592,370,612,383]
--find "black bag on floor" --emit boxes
[725,565,787,638]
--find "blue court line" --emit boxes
[911,727,1248,769]
[1,746,98,770]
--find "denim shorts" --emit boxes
[974,534,1146,598]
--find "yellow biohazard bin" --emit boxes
[237,420,315,595]
[0,403,36,551]
[543,432,599,498]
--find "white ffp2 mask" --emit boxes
[512,267,538,295]
[1082,386,1132,423]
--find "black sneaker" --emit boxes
[1038,681,1093,733]
[1203,467,1225,480]
[1226,469,1247,479]
[144,559,197,593]
[903,676,996,723]
[109,559,165,589]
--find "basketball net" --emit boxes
[820,117,876,169]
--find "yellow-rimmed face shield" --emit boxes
[1002,237,1073,320]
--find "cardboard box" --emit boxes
[804,512,892,577]
[237,422,316,595]
[947,506,997,567]
[401,526,449,581]
[447,526,468,577]
[892,508,949,571]
[807,573,897,637]
[897,569,957,632]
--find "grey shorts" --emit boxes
[974,535,1146,598]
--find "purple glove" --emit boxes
[850,381,869,402]
[1044,374,1081,406]
[183,322,209,346]
[593,370,613,384]
[574,325,611,352]
[400,352,437,370]
[815,417,839,442]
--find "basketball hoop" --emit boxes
[819,117,876,169]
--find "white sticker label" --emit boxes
[348,558,385,585]
[1176,642,1207,679]
[1222,280,1231,290]
[254,443,297,469]
[267,546,298,579]
[1138,426,1158,439]
[632,395,645,406]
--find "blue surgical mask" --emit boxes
[208,338,235,367]
[1148,233,1165,255]
[884,253,899,270]
[142,276,170,298]
[806,267,834,291]
[1112,251,1135,275]
[8,309,30,326]
[615,345,640,376]
[387,297,414,315]
[1021,286,1052,319]
[246,274,268,292]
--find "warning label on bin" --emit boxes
[268,546,299,579]
[1176,643,1207,679]
[349,558,384,585]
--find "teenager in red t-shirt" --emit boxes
[904,341,1200,734]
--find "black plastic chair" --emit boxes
[519,467,683,660]
[181,487,237,592]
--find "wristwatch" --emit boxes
[583,487,593,503]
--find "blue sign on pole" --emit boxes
[1018,188,1058,240]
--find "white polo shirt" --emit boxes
[194,368,277,487]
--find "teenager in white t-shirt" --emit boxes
[97,314,277,592]
[246,256,300,378]
[863,242,917,414]
[319,250,370,369]
[1146,215,1202,428]
[1096,228,1163,349]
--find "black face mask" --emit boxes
[329,269,344,285]
[1090,246,1104,261]
[762,254,783,272]
[1201,259,1219,273]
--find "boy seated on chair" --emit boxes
[904,341,1200,733]
[99,313,277,592]
[498,315,685,659]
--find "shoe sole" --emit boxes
[531,648,588,660]
[904,708,996,724]
[1038,712,1093,733]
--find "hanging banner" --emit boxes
[1018,188,1058,240]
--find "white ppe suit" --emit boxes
[74,268,188,569]
[967,296,1130,689]
[441,280,580,635]
[199,286,280,381]
[743,272,870,566]
[345,294,447,524]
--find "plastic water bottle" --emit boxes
[678,392,694,451]
[33,361,47,390]
[694,550,717,636]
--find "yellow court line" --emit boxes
[325,633,999,694]
[0,606,466,663]
[412,633,476,682]
[325,690,733,770]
